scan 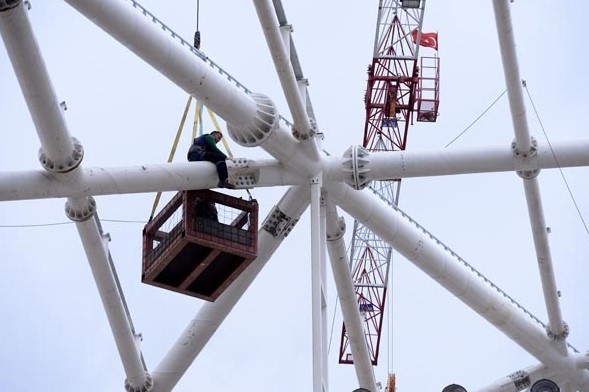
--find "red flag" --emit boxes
[411,29,438,50]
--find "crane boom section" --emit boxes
[339,0,427,366]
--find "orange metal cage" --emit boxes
[142,190,258,301]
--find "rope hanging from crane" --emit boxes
[148,0,254,221]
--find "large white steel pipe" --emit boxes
[310,178,327,392]
[493,0,532,154]
[75,213,148,389]
[151,185,310,392]
[494,0,567,353]
[0,2,79,171]
[252,0,315,143]
[523,178,566,352]
[327,182,589,391]
[0,160,305,201]
[475,364,551,392]
[64,0,322,177]
[63,0,256,129]
[4,134,588,201]
[325,203,377,392]
[323,140,589,184]
[3,135,587,201]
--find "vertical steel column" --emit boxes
[310,176,328,392]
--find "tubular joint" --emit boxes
[38,136,84,173]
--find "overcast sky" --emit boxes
[1,1,588,391]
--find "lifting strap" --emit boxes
[149,96,252,220]
[149,96,193,221]
[192,100,203,140]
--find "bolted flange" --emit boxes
[124,373,153,392]
[65,196,96,222]
[342,145,372,190]
[511,136,538,158]
[512,137,540,179]
[292,116,317,141]
[227,93,279,147]
[262,205,299,239]
[38,136,84,173]
[227,157,258,188]
[546,321,569,342]
[326,216,346,241]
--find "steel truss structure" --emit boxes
[0,1,588,391]
[340,0,439,366]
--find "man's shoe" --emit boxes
[219,179,236,189]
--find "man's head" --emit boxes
[211,131,223,143]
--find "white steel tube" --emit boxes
[4,134,587,201]
[252,0,314,142]
[494,0,567,351]
[1,136,586,201]
[320,197,328,392]
[475,364,550,392]
[64,0,322,177]
[325,203,377,392]
[327,182,589,391]
[493,0,532,153]
[0,3,76,169]
[310,178,326,392]
[63,0,257,129]
[75,214,148,389]
[523,178,566,351]
[322,139,589,183]
[252,0,321,164]
[2,3,147,388]
[151,186,310,392]
[0,160,305,201]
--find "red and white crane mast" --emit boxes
[339,0,439,366]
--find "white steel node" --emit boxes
[64,196,96,222]
[226,92,279,147]
[38,136,84,173]
[342,145,372,190]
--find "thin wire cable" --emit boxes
[328,235,355,356]
[445,89,507,148]
[0,218,146,228]
[103,219,147,224]
[327,295,340,355]
[0,221,72,228]
[523,83,589,237]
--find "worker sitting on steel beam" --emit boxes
[187,131,235,189]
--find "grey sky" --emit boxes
[1,1,588,391]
